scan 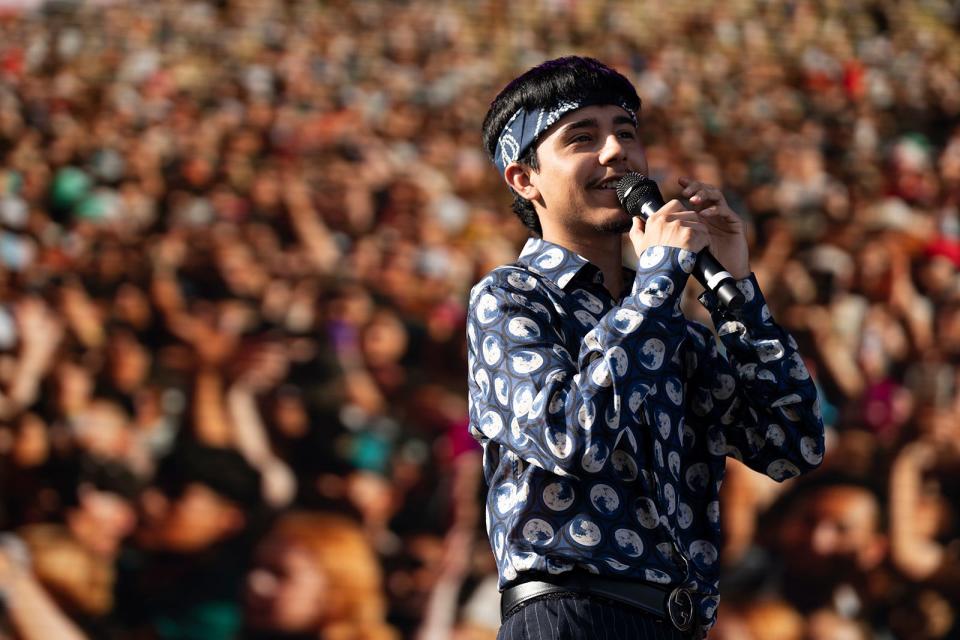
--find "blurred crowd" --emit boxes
[0,0,959,638]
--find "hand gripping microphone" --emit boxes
[617,173,745,309]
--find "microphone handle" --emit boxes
[636,201,744,309]
[693,250,745,310]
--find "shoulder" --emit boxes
[467,266,560,339]
[469,264,546,299]
[468,265,556,316]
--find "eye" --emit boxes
[617,130,637,139]
[569,134,592,144]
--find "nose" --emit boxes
[598,133,628,166]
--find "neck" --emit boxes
[541,227,624,298]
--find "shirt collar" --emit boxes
[516,237,597,291]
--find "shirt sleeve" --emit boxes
[694,274,825,480]
[467,246,695,480]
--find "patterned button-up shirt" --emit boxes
[466,237,824,637]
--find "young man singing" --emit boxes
[467,56,824,639]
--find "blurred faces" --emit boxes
[68,485,137,558]
[806,609,870,640]
[778,486,886,580]
[362,309,409,368]
[70,400,131,460]
[244,539,328,633]
[107,330,151,392]
[11,412,49,468]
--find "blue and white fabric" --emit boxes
[466,237,825,638]
[493,99,637,176]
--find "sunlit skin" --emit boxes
[244,540,328,632]
[137,483,243,553]
[504,104,749,299]
[67,487,137,558]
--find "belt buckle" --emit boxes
[667,586,694,632]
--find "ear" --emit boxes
[504,162,540,202]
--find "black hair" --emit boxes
[48,454,142,512]
[153,440,263,508]
[481,56,641,236]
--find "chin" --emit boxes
[595,209,633,234]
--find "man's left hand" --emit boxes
[679,177,751,280]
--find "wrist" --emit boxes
[631,245,694,312]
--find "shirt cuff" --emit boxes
[629,245,697,313]
[698,273,776,330]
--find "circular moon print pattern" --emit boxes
[801,436,823,465]
[522,518,555,546]
[635,497,660,529]
[611,308,644,334]
[614,528,644,558]
[581,442,609,474]
[507,271,537,291]
[508,316,540,340]
[639,338,666,370]
[543,481,576,512]
[689,540,719,569]
[678,249,697,273]
[645,569,672,584]
[639,246,666,268]
[638,276,674,308]
[767,459,801,481]
[467,245,820,634]
[568,516,602,547]
[611,450,638,481]
[474,367,490,398]
[481,335,502,366]
[589,484,621,516]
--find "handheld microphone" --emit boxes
[617,173,745,309]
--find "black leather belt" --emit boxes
[500,573,696,633]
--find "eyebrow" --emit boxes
[560,115,637,134]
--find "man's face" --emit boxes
[526,104,648,236]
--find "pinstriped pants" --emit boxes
[497,594,692,640]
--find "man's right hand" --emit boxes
[628,199,710,258]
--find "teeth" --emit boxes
[595,179,622,190]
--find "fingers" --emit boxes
[661,210,703,223]
[678,177,725,210]
[641,203,710,252]
[656,198,686,216]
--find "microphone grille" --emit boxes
[615,173,645,205]
[616,173,663,217]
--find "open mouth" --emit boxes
[592,176,624,191]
